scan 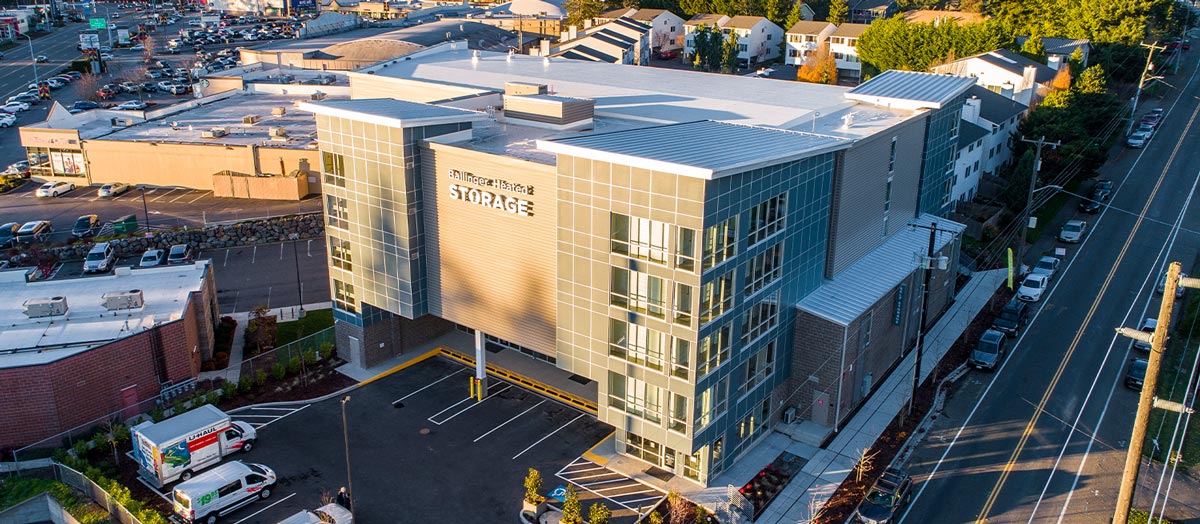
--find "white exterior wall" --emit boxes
[648,11,686,50]
[732,20,783,64]
[952,136,985,205]
[785,25,834,65]
[829,36,861,77]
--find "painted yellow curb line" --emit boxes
[356,347,441,387]
[438,347,599,414]
[581,431,615,466]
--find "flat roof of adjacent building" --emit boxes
[845,70,977,110]
[358,45,921,138]
[298,98,489,128]
[99,93,327,148]
[0,262,212,367]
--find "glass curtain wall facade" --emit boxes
[555,153,836,485]
[917,98,964,217]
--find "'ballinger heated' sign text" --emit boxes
[447,169,535,217]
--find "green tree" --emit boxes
[691,24,715,70]
[648,511,665,524]
[561,485,582,524]
[783,0,805,30]
[1075,63,1108,94]
[588,502,612,524]
[1068,46,1084,77]
[678,0,710,17]
[826,0,846,24]
[564,0,612,28]
[856,17,1010,72]
[762,0,788,27]
[721,30,740,73]
[1020,33,1045,60]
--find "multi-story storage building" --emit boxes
[300,44,973,485]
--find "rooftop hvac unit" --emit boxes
[782,406,797,424]
[310,91,327,101]
[271,106,287,117]
[111,117,135,127]
[242,115,261,125]
[102,289,145,311]
[24,296,68,318]
[269,126,287,138]
[201,127,228,138]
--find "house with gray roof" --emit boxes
[849,0,896,24]
[594,7,685,50]
[1015,35,1091,70]
[537,16,651,64]
[931,48,1057,107]
[682,13,783,67]
[785,20,836,66]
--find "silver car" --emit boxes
[1057,220,1087,243]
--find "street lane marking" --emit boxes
[393,368,465,404]
[972,101,1198,523]
[231,492,295,524]
[473,400,545,442]
[513,412,588,458]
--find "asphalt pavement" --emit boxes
[900,49,1200,524]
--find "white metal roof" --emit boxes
[537,120,851,179]
[798,214,965,325]
[134,404,228,445]
[298,98,488,128]
[0,261,211,367]
[845,70,977,110]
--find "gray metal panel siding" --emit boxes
[827,114,927,275]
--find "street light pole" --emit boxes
[340,396,354,514]
[1016,136,1060,272]
[22,33,37,82]
[139,186,150,231]
[1126,42,1165,137]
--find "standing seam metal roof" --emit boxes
[846,69,977,109]
[798,214,965,325]
[538,120,851,179]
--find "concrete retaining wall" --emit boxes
[0,493,81,524]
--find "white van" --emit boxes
[277,503,353,524]
[172,461,276,524]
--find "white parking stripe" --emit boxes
[170,191,197,202]
[428,397,473,421]
[431,384,512,425]
[474,400,545,442]
[621,495,663,505]
[186,192,207,204]
[580,478,631,487]
[232,414,284,418]
[254,404,309,430]
[512,413,587,460]
[136,477,172,503]
[569,472,619,481]
[231,493,295,524]
[395,368,466,404]
[244,407,301,411]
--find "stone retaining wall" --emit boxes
[46,213,324,261]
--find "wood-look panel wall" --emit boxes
[420,142,559,355]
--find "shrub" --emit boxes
[319,342,334,359]
[206,390,220,405]
[255,370,268,387]
[220,380,237,399]
[588,502,611,524]
[149,408,165,422]
[561,485,581,524]
[287,356,301,375]
[523,468,544,504]
[71,439,90,459]
[303,350,318,366]
[238,376,252,394]
[272,362,287,381]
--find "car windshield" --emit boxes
[865,489,896,507]
[86,251,106,261]
[1036,260,1054,271]
[74,218,91,228]
[247,463,267,476]
[1064,223,1082,233]
[1023,277,1043,289]
[977,338,1000,354]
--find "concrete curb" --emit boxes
[227,383,360,413]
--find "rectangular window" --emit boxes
[217,480,241,497]
[611,268,666,318]
[702,216,737,270]
[329,235,352,272]
[747,193,787,246]
[741,292,780,343]
[738,44,747,52]
[696,376,728,428]
[669,393,688,433]
[333,279,356,313]
[860,311,873,348]
[676,228,697,271]
[326,195,349,230]
[696,323,731,377]
[737,398,771,441]
[322,151,346,187]
[884,176,894,212]
[609,319,667,372]
[699,270,734,324]
[674,283,694,326]
[744,243,783,296]
[889,137,897,172]
[744,341,776,392]
[611,213,670,265]
[608,372,662,423]
[671,338,690,380]
[683,449,703,481]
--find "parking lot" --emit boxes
[0,181,321,245]
[189,357,636,523]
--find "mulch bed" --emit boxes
[216,357,357,411]
[813,285,1013,524]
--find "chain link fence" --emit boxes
[198,327,335,388]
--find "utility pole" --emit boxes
[1127,42,1166,136]
[1016,136,1060,271]
[1112,263,1198,524]
[906,221,957,417]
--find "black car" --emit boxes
[1125,358,1148,391]
[140,82,159,92]
[854,468,912,524]
[72,100,100,111]
[71,214,100,239]
[991,298,1030,336]
[0,222,18,248]
[1080,180,1114,213]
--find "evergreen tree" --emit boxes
[564,0,612,28]
[721,30,740,72]
[1020,32,1045,60]
[691,24,713,70]
[762,0,787,27]
[826,0,846,24]
[1068,46,1084,77]
[1075,64,1109,94]
[679,0,710,17]
[783,0,804,30]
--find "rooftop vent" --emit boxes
[102,289,145,311]
[505,82,548,96]
[201,127,228,138]
[271,106,287,117]
[269,126,287,138]
[310,91,327,101]
[242,115,261,125]
[24,296,68,318]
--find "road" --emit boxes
[900,49,1200,523]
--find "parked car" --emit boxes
[278,504,353,524]
[7,93,38,105]
[115,100,148,110]
[1017,273,1049,302]
[1131,317,1157,351]
[15,220,52,244]
[96,87,116,99]
[100,52,114,60]
[71,214,100,239]
[1031,255,1061,280]
[168,84,190,95]
[1079,180,1114,213]
[3,160,29,177]
[852,468,912,524]
[1058,220,1087,243]
[1126,131,1151,148]
[0,113,16,128]
[0,101,30,112]
[35,181,74,197]
[990,298,1030,337]
[0,222,19,248]
[657,49,679,60]
[72,100,101,111]
[139,248,165,267]
[170,462,276,524]
[98,182,131,197]
[34,55,47,63]
[139,82,159,92]
[83,242,116,273]
[1124,358,1149,391]
[167,244,194,264]
[970,329,1009,371]
[145,69,165,79]
[1156,271,1188,298]
[119,81,140,93]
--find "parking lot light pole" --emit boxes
[291,234,305,318]
[138,185,150,231]
[341,395,354,514]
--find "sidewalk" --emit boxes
[197,301,333,383]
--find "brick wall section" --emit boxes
[0,270,217,450]
[783,309,846,426]
[337,313,454,369]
